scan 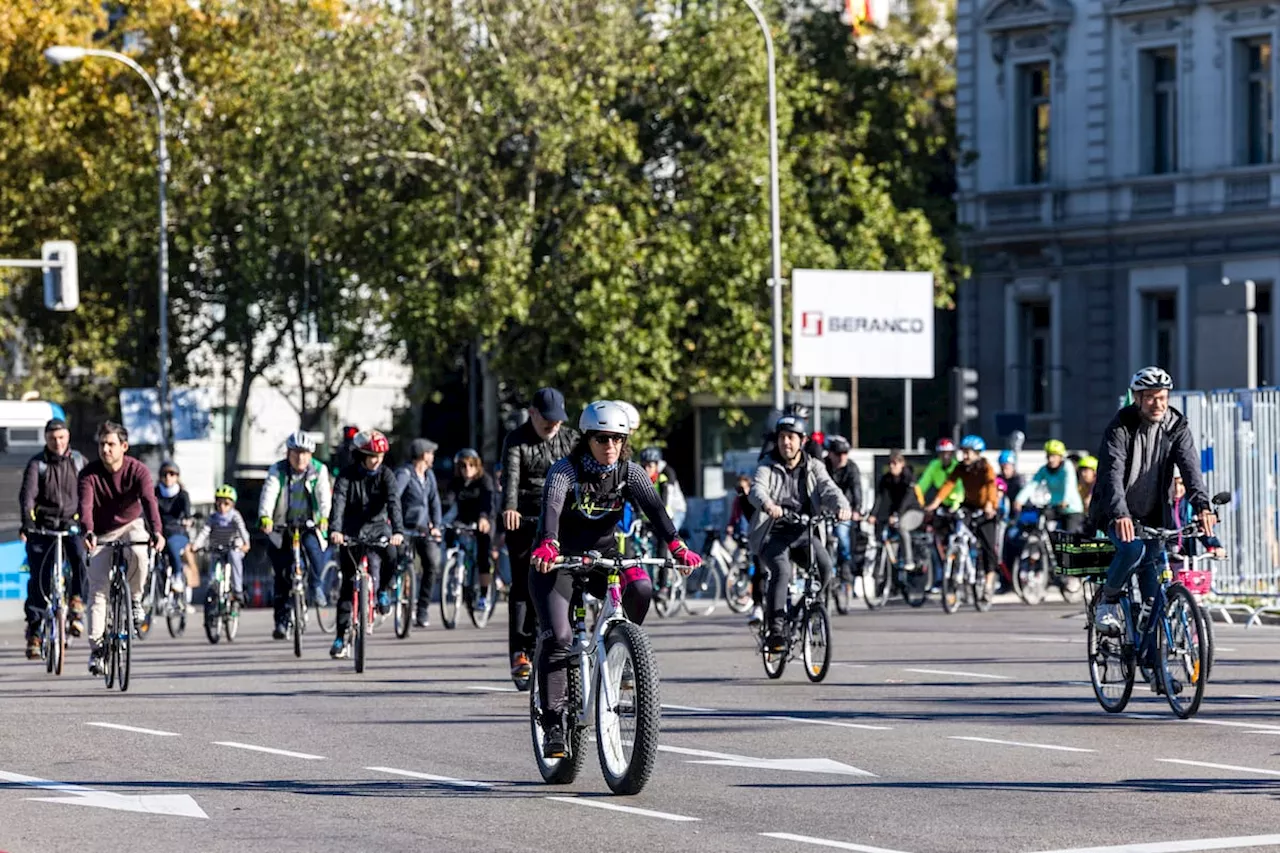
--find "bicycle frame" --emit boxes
[944,513,980,585]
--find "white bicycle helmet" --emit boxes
[1129,366,1173,392]
[613,400,640,431]
[286,430,316,453]
[579,400,632,434]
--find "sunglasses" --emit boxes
[163,471,178,477]
[591,434,626,446]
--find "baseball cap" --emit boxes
[532,387,568,422]
[409,438,439,457]
[44,418,68,433]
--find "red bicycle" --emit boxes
[338,536,388,673]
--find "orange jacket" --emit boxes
[934,458,999,511]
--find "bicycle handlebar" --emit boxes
[29,527,79,537]
[338,535,392,548]
[555,551,674,573]
[778,511,840,526]
[1133,522,1203,542]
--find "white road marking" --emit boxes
[948,736,1095,753]
[1189,718,1280,734]
[764,715,892,731]
[466,685,518,693]
[546,795,699,822]
[832,662,869,668]
[760,831,913,853]
[0,769,207,818]
[1027,833,1280,853]
[1009,635,1075,643]
[86,722,181,737]
[903,668,1012,680]
[656,744,875,777]
[1216,647,1238,652]
[1156,758,1280,777]
[662,703,719,713]
[212,741,326,760]
[366,766,492,788]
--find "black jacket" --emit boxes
[19,448,86,531]
[871,470,921,519]
[156,488,192,537]
[1090,404,1208,529]
[331,464,405,539]
[501,422,579,520]
[827,459,863,514]
[444,472,497,526]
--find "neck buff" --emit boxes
[581,455,618,475]
[159,482,180,499]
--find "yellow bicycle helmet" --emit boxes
[1044,439,1067,457]
[214,484,238,502]
[1077,455,1098,471]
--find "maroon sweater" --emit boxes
[78,456,162,536]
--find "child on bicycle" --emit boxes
[191,485,250,606]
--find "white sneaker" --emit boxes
[747,605,764,626]
[1094,601,1125,635]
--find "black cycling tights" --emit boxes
[530,564,652,721]
[759,528,834,621]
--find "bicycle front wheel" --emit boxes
[682,563,721,617]
[1087,586,1135,713]
[469,572,498,629]
[863,544,893,610]
[116,582,133,692]
[596,621,661,795]
[354,572,370,673]
[802,605,832,683]
[440,557,463,630]
[652,571,682,619]
[941,553,961,614]
[203,570,222,645]
[1160,584,1209,719]
[166,590,187,638]
[394,569,413,639]
[53,606,66,676]
[723,553,754,614]
[292,591,305,658]
[1014,544,1047,606]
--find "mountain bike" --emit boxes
[1060,492,1229,720]
[339,536,388,673]
[755,512,834,683]
[936,508,995,614]
[863,510,929,610]
[101,539,149,692]
[202,545,240,644]
[31,527,77,676]
[439,523,497,629]
[530,553,673,795]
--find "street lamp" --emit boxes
[741,0,785,413]
[45,45,173,460]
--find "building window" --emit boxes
[1143,292,1178,371]
[1143,48,1178,174]
[1018,63,1051,185]
[1020,302,1052,413]
[1239,37,1273,165]
[1257,283,1272,386]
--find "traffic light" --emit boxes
[41,240,78,311]
[951,366,979,430]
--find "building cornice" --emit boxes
[980,0,1075,32]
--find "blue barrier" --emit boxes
[0,540,28,600]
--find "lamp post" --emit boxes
[741,1,785,413]
[45,46,173,459]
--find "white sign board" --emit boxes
[790,269,935,379]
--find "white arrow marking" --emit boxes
[0,770,207,818]
[656,744,875,777]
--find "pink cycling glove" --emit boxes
[669,540,702,570]
[532,539,560,564]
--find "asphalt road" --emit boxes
[1,594,1278,853]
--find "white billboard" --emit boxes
[790,269,935,379]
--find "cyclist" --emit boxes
[918,438,965,510]
[260,431,332,640]
[529,400,702,758]
[329,429,405,658]
[19,417,88,657]
[824,435,864,581]
[747,414,852,652]
[191,485,250,606]
[501,387,577,683]
[396,437,443,628]
[757,402,811,462]
[78,421,163,675]
[1077,454,1098,515]
[154,460,193,620]
[639,447,687,535]
[1090,367,1215,634]
[443,448,497,614]
[923,435,1001,596]
[1013,440,1084,532]
[996,451,1022,518]
[867,450,924,570]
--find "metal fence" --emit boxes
[1171,389,1280,623]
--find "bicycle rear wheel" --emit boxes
[315,559,340,634]
[1087,586,1135,713]
[354,572,370,673]
[597,621,661,795]
[1160,584,1208,719]
[440,556,462,630]
[1014,547,1048,606]
[394,568,413,639]
[802,605,832,683]
[863,544,893,610]
[531,648,586,784]
[723,553,754,614]
[682,563,721,617]
[973,569,994,613]
[652,571,683,619]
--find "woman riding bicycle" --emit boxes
[443,448,497,614]
[923,435,1001,595]
[529,400,702,758]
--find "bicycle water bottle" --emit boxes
[1136,597,1154,634]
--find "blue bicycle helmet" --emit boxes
[960,434,986,452]
[998,450,1015,466]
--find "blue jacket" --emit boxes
[395,463,442,533]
